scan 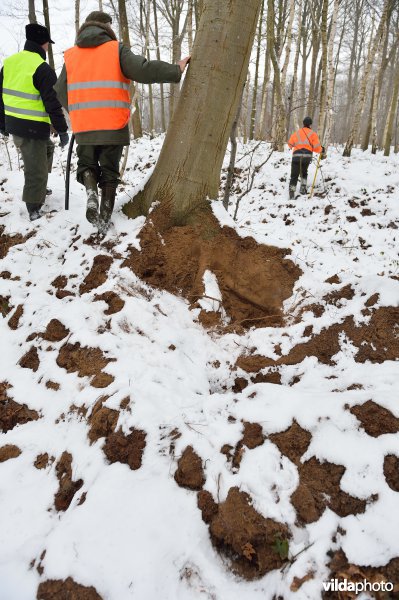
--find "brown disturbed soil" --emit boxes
[205,487,289,579]
[19,346,40,372]
[232,422,265,469]
[291,458,368,524]
[0,444,21,462]
[88,398,119,443]
[174,446,205,490]
[0,382,39,432]
[324,549,399,599]
[94,291,125,315]
[54,452,84,511]
[57,343,115,388]
[236,307,399,370]
[383,455,399,492]
[350,400,399,437]
[269,421,312,465]
[42,319,70,342]
[103,428,146,470]
[0,225,34,260]
[8,304,23,329]
[122,219,301,329]
[79,255,113,294]
[37,577,102,600]
[34,453,54,470]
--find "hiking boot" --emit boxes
[99,184,117,230]
[83,170,99,226]
[289,185,296,200]
[26,203,43,221]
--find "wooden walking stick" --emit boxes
[65,134,75,210]
[309,151,322,199]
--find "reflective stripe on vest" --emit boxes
[2,51,50,124]
[64,41,131,133]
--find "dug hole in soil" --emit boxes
[122,215,302,329]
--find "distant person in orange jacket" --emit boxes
[287,116,323,199]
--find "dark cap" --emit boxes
[25,23,54,45]
[85,11,112,24]
[303,116,313,127]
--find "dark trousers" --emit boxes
[13,135,54,205]
[76,144,124,188]
[289,154,312,187]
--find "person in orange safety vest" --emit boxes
[287,116,324,199]
[55,11,190,234]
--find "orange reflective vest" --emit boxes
[288,127,322,154]
[64,40,130,133]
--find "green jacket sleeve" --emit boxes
[119,45,181,84]
[54,64,68,111]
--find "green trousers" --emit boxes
[76,144,124,188]
[13,136,54,206]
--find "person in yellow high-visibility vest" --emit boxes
[0,24,69,221]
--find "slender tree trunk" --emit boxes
[291,0,303,130]
[42,0,55,70]
[362,83,375,151]
[187,0,194,53]
[75,0,80,36]
[321,0,339,149]
[249,0,264,140]
[123,0,262,227]
[241,72,250,143]
[383,54,399,155]
[119,0,143,138]
[318,0,328,133]
[152,0,166,131]
[343,0,391,157]
[268,0,285,150]
[99,0,103,9]
[258,1,271,139]
[28,0,37,23]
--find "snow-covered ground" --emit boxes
[0,136,398,600]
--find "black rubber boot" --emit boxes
[289,185,296,200]
[98,184,116,234]
[299,177,307,195]
[83,170,99,226]
[26,203,43,221]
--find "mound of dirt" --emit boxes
[43,319,70,342]
[291,458,368,524]
[197,490,218,523]
[350,400,399,437]
[0,294,12,317]
[19,346,40,372]
[0,225,34,260]
[79,255,113,294]
[207,487,289,579]
[0,383,39,432]
[94,291,125,315]
[34,453,54,470]
[323,284,355,306]
[325,549,399,599]
[37,577,103,600]
[269,421,312,465]
[88,398,119,443]
[232,422,265,469]
[103,428,146,470]
[174,446,205,490]
[0,444,21,462]
[235,307,399,370]
[122,220,301,329]
[54,452,83,512]
[384,455,399,492]
[8,304,23,330]
[56,343,115,388]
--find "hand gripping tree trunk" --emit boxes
[123,0,262,228]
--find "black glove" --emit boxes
[321,146,327,160]
[59,132,69,148]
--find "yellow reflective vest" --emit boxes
[2,51,50,124]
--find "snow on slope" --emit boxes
[0,136,398,600]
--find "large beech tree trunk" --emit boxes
[123,0,261,227]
